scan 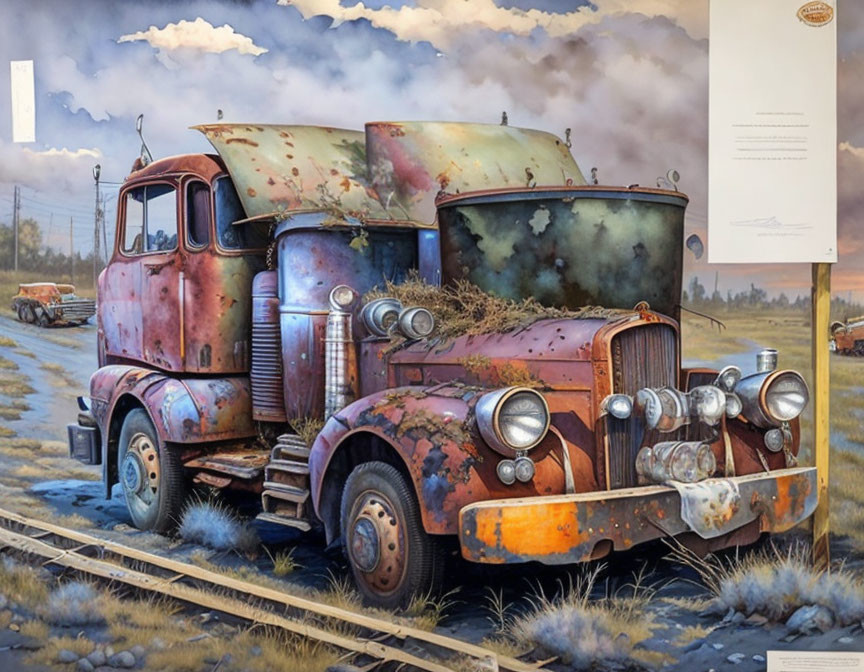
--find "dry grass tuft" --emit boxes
[0,336,16,348]
[668,539,864,624]
[0,557,50,610]
[41,581,105,626]
[0,374,34,398]
[268,548,302,577]
[505,564,657,668]
[179,498,260,553]
[289,416,324,448]
[0,356,18,370]
[402,587,460,631]
[365,275,626,343]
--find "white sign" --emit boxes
[768,650,864,671]
[709,0,837,264]
[10,60,35,144]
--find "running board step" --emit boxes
[262,483,309,503]
[265,460,310,477]
[254,512,311,532]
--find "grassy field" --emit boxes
[682,307,864,546]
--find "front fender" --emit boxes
[91,365,255,444]
[309,385,572,536]
[90,365,256,497]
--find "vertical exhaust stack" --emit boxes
[325,285,359,418]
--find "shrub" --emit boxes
[42,581,104,626]
[179,500,259,553]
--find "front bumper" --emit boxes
[459,466,817,564]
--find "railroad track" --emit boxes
[0,507,547,672]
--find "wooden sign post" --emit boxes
[811,262,832,570]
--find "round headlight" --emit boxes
[690,385,726,426]
[360,298,402,337]
[514,456,535,483]
[398,306,435,340]
[329,284,357,311]
[764,428,785,452]
[496,459,516,485]
[725,393,743,418]
[475,387,550,455]
[715,366,742,392]
[763,371,809,422]
[602,394,633,420]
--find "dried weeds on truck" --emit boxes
[68,120,815,609]
[11,282,96,327]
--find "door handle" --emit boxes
[144,258,175,275]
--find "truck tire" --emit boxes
[340,461,445,609]
[20,304,36,324]
[118,409,187,533]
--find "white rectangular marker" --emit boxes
[709,0,837,263]
[768,650,864,671]
[10,60,35,143]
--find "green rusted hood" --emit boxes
[194,124,393,222]
[196,121,585,227]
[365,121,585,226]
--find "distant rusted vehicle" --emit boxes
[831,317,864,355]
[68,120,817,608]
[11,282,96,326]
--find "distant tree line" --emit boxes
[0,218,105,282]
[683,276,864,322]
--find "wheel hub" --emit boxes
[348,492,405,593]
[122,453,144,494]
[350,516,380,572]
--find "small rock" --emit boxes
[150,637,166,650]
[683,638,707,653]
[0,595,7,609]
[186,633,211,643]
[57,649,79,664]
[76,659,95,672]
[108,651,136,669]
[711,642,725,650]
[113,524,132,532]
[129,645,146,660]
[199,611,218,624]
[753,655,766,663]
[839,636,855,644]
[787,605,835,634]
[747,613,769,626]
[8,623,19,632]
[87,650,107,667]
[727,653,746,664]
[730,611,746,625]
[104,645,114,658]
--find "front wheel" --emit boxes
[118,409,187,533]
[340,461,445,609]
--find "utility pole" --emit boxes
[69,216,74,284]
[100,193,108,264]
[12,186,20,271]
[92,164,101,288]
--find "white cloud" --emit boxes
[0,143,104,195]
[278,0,707,49]
[24,147,102,160]
[117,17,268,56]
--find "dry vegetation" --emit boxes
[670,540,864,626]
[365,275,626,343]
[289,416,325,448]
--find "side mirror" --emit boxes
[686,234,704,260]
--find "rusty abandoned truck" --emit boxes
[831,316,864,355]
[12,282,96,326]
[67,121,816,607]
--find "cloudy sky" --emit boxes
[0,0,860,300]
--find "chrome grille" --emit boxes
[606,324,677,489]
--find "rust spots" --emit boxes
[225,138,259,147]
[340,177,352,192]
[247,187,257,197]
[285,154,294,160]
[330,169,339,176]
[291,167,300,177]
[436,172,450,190]
[267,177,276,186]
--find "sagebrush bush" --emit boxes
[179,500,259,553]
[42,581,104,626]
[670,541,864,625]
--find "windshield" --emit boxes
[215,177,269,250]
[280,228,418,311]
[437,191,687,317]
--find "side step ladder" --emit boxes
[255,434,312,532]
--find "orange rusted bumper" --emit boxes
[459,466,817,564]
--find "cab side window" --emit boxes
[186,181,211,248]
[121,184,178,255]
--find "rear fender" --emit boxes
[309,385,572,538]
[90,365,255,497]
